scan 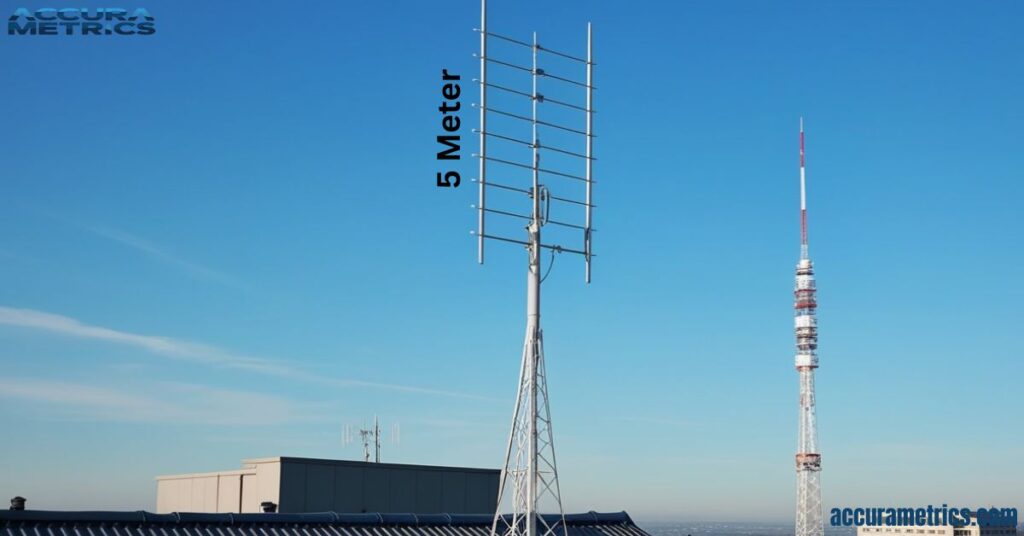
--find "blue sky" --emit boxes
[0,0,1021,523]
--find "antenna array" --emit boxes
[342,416,400,464]
[471,2,597,536]
[472,3,595,283]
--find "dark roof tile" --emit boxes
[0,510,648,536]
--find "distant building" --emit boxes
[858,525,1018,536]
[856,512,1019,536]
[155,456,499,514]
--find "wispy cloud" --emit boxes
[0,306,495,401]
[613,416,695,428]
[0,378,329,426]
[83,224,242,288]
[37,209,241,288]
[0,306,278,371]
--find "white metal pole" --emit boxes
[584,23,593,283]
[799,117,808,260]
[478,0,487,264]
[799,117,806,212]
[525,31,541,536]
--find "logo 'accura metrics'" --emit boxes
[8,7,155,36]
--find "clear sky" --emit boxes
[0,0,1021,523]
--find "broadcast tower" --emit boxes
[794,118,823,536]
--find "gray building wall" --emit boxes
[157,457,498,515]
[277,457,497,514]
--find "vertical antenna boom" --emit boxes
[477,0,488,264]
[799,117,808,260]
[584,23,594,283]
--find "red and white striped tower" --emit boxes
[794,118,823,536]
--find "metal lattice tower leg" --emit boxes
[794,118,823,536]
[795,365,822,536]
[491,296,565,536]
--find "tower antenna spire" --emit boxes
[794,118,823,536]
[800,117,808,260]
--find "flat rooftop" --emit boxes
[156,456,499,480]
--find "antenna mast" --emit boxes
[794,118,823,536]
[374,415,380,463]
[799,117,809,261]
[472,1,597,535]
[345,416,399,463]
[358,422,374,463]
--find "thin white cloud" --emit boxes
[0,378,328,426]
[0,306,277,371]
[412,417,503,430]
[615,416,695,428]
[0,306,495,401]
[84,224,242,288]
[36,209,240,288]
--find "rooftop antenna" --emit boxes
[374,415,380,463]
[342,424,354,448]
[471,1,597,536]
[358,420,374,463]
[344,416,399,463]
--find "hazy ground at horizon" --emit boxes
[639,521,856,536]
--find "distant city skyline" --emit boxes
[0,0,1021,522]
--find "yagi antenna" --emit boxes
[471,2,598,536]
[471,4,595,284]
